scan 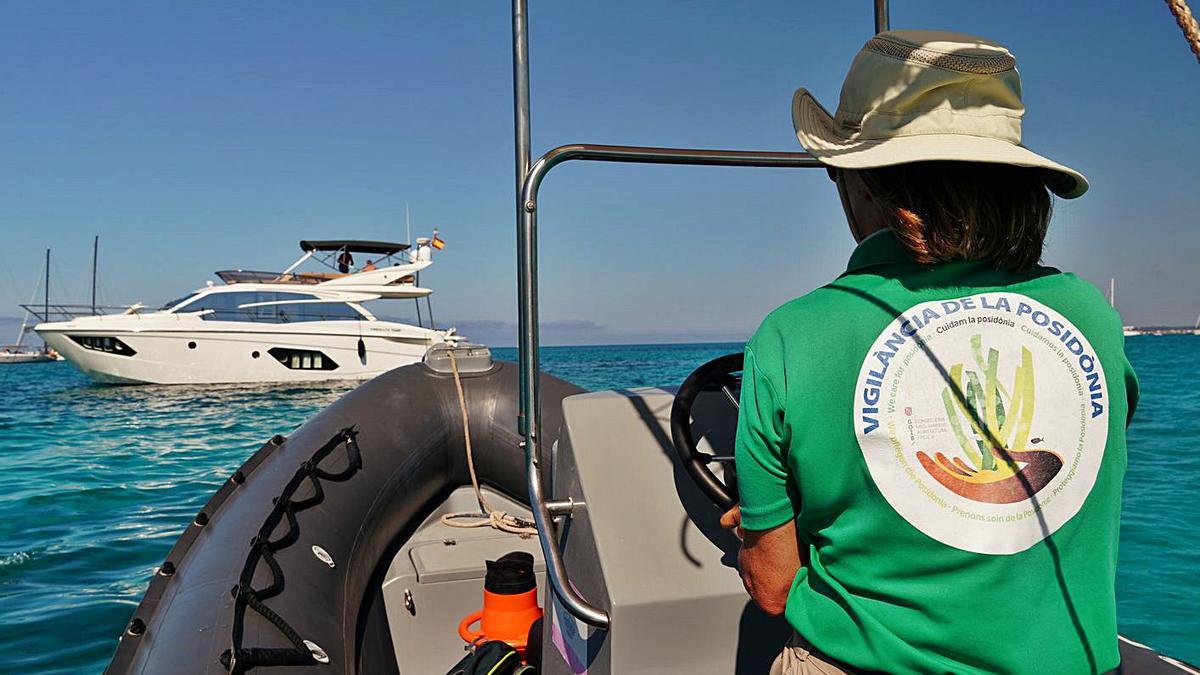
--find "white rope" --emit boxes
[440,348,538,537]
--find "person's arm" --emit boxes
[721,506,804,616]
[1125,358,1139,427]
[726,341,804,615]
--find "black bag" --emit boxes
[445,640,533,675]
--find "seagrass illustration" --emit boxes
[916,334,1064,504]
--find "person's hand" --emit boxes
[720,504,743,539]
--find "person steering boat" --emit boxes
[723,30,1136,675]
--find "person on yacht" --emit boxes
[362,259,377,272]
[337,247,354,274]
[722,31,1137,674]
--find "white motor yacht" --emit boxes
[35,238,459,384]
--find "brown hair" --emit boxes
[856,161,1053,273]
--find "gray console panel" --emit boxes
[543,388,788,674]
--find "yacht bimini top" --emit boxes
[299,239,411,256]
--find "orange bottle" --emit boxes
[458,551,543,657]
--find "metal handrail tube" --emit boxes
[513,0,533,437]
[510,0,609,629]
[517,144,820,629]
[524,441,611,627]
[875,0,890,33]
[525,144,821,176]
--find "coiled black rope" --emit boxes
[220,427,362,673]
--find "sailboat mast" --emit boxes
[1110,278,1115,308]
[15,256,47,347]
[91,235,99,315]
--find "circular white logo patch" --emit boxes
[854,292,1108,554]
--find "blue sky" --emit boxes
[1,1,1197,345]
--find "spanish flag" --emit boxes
[431,229,446,250]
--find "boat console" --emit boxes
[541,380,791,674]
[378,354,791,674]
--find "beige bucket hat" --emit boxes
[793,30,1088,198]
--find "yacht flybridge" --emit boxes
[36,238,458,385]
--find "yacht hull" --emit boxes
[37,324,440,385]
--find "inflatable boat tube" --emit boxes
[105,358,583,675]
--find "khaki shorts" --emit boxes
[769,633,855,675]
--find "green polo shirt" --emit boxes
[736,229,1137,674]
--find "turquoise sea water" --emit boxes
[0,339,1196,673]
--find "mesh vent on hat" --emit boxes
[865,36,1017,74]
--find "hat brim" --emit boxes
[792,88,1088,199]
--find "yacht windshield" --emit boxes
[159,294,198,311]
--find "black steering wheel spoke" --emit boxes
[670,352,744,511]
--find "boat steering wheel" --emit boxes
[670,353,743,511]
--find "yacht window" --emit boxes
[190,292,318,323]
[285,303,364,322]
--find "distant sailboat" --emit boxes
[1,250,57,364]
[1110,278,1141,337]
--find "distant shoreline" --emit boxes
[1125,326,1200,336]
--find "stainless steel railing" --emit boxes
[518,144,821,629]
[511,0,889,630]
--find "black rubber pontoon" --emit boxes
[105,359,581,675]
